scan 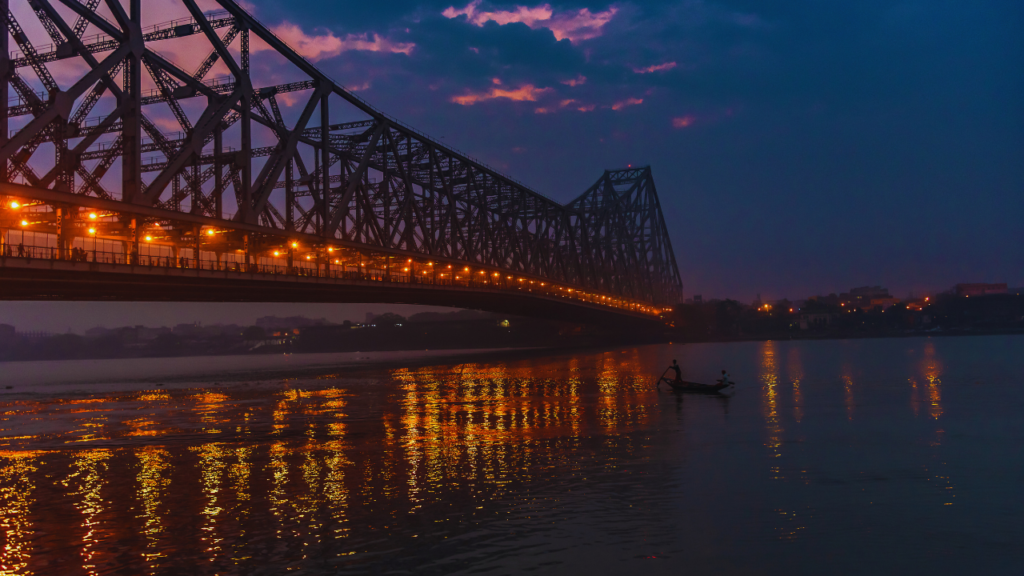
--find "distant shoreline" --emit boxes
[675,326,1024,345]
[2,327,1021,369]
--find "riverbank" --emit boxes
[0,347,554,395]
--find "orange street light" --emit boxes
[20,220,28,226]
[273,251,280,256]
[88,228,96,235]
[207,229,215,236]
[88,213,97,220]
[291,242,298,248]
[9,201,20,209]
[145,236,153,242]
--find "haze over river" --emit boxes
[1,336,1021,575]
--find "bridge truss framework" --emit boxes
[0,0,682,319]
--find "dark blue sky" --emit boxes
[245,0,1022,300]
[2,0,1022,332]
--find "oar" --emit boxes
[654,368,670,390]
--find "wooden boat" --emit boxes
[659,378,732,394]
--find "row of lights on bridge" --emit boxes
[7,199,667,315]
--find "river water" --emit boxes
[0,336,1021,575]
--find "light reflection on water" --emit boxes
[0,336,1022,575]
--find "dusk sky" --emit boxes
[2,0,1022,332]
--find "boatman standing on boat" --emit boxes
[719,370,732,386]
[668,360,682,383]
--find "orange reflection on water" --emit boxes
[841,370,855,421]
[268,441,291,524]
[125,417,164,438]
[192,443,228,561]
[921,342,943,420]
[597,353,622,431]
[0,350,667,573]
[64,449,112,576]
[0,450,42,576]
[192,392,230,433]
[760,341,782,457]
[136,447,170,571]
[786,347,804,424]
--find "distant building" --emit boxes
[869,297,901,310]
[256,316,331,330]
[692,295,702,304]
[799,313,838,330]
[955,283,1007,297]
[840,286,890,308]
[812,293,841,307]
[173,323,202,337]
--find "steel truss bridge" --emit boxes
[0,0,682,326]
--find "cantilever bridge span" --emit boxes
[0,0,682,326]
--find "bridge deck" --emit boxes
[0,255,664,328]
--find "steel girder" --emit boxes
[0,0,683,306]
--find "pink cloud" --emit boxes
[633,62,677,74]
[611,97,643,110]
[561,75,587,87]
[577,104,596,112]
[452,84,553,105]
[259,22,415,61]
[150,115,185,133]
[443,1,618,43]
[444,1,553,27]
[672,115,695,128]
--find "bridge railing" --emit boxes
[0,230,667,317]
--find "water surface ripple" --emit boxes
[0,336,1022,574]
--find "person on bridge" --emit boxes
[668,360,682,383]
